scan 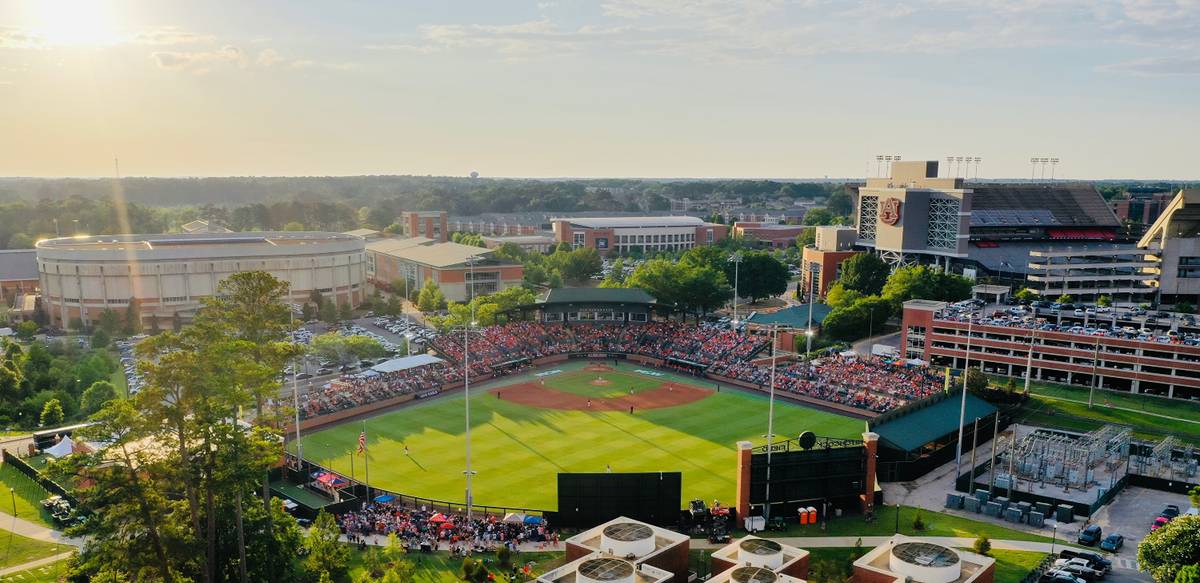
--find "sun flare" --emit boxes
[30,0,121,47]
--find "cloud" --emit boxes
[1096,55,1200,76]
[131,26,215,46]
[151,45,246,73]
[0,26,43,49]
[256,48,285,67]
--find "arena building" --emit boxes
[732,222,809,249]
[552,216,728,256]
[0,249,39,306]
[36,231,366,329]
[801,226,862,298]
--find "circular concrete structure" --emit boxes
[737,538,784,570]
[888,542,962,583]
[730,567,778,583]
[36,231,366,328]
[601,522,655,558]
[578,558,636,583]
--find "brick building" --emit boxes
[552,216,728,256]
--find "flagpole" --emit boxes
[363,420,370,502]
[350,450,355,486]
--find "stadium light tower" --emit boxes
[954,312,976,484]
[729,252,743,325]
[760,322,792,521]
[462,255,481,519]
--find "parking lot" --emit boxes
[1088,486,1193,569]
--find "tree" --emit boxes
[1178,302,1195,315]
[338,301,354,321]
[826,283,863,309]
[1139,515,1200,583]
[40,397,64,426]
[1096,294,1113,307]
[305,511,350,582]
[838,253,891,296]
[81,380,118,415]
[796,227,816,248]
[881,265,972,306]
[966,367,988,393]
[1057,294,1074,304]
[550,247,603,285]
[91,329,111,350]
[14,320,37,341]
[301,302,316,321]
[726,252,789,302]
[626,259,731,320]
[282,221,306,231]
[820,304,869,341]
[1176,565,1199,583]
[311,332,388,365]
[973,535,991,556]
[803,207,835,226]
[460,558,490,583]
[416,278,446,313]
[1188,485,1199,510]
[826,187,854,216]
[1014,288,1038,302]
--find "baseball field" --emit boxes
[295,360,863,511]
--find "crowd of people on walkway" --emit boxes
[338,501,556,553]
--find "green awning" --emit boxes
[744,304,832,328]
[540,287,657,305]
[873,391,997,453]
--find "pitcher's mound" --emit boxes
[589,377,613,386]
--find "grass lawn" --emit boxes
[805,547,1046,583]
[347,547,562,583]
[0,463,55,528]
[0,529,67,571]
[541,369,663,399]
[296,360,862,511]
[1016,396,1200,442]
[0,557,71,583]
[758,505,1054,543]
[989,549,1050,583]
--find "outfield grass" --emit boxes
[297,360,863,511]
[0,463,55,528]
[760,505,1054,543]
[541,369,662,399]
[347,547,562,583]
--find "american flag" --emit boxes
[357,431,366,455]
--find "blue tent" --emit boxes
[374,494,396,503]
[523,515,543,525]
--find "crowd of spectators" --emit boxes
[713,353,943,413]
[338,501,555,553]
[299,321,945,419]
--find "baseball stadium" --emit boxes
[282,288,953,522]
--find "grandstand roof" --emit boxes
[872,390,996,452]
[744,304,832,328]
[558,216,706,229]
[541,287,657,305]
[371,354,443,374]
[969,183,1119,228]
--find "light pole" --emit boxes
[463,255,479,519]
[1024,327,1037,394]
[762,324,780,521]
[806,262,819,355]
[1049,521,1058,554]
[954,315,975,484]
[729,252,743,326]
[5,488,14,567]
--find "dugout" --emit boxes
[870,389,999,483]
[505,287,679,323]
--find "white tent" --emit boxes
[502,512,526,524]
[44,435,75,458]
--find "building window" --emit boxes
[706,229,714,243]
[596,237,609,250]
[1178,257,1200,278]
[925,198,960,250]
[859,195,878,241]
[573,233,585,248]
[630,313,647,322]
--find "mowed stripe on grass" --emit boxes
[297,364,861,510]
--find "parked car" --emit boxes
[1078,524,1103,545]
[1161,505,1181,519]
[1053,559,1104,581]
[1151,516,1170,531]
[1041,572,1086,583]
[1099,534,1124,552]
[1060,550,1112,573]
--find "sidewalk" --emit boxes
[0,510,81,546]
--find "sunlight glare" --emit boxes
[31,0,121,47]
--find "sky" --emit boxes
[1,0,1198,180]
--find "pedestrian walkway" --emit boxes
[0,510,81,546]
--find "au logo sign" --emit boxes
[880,198,902,225]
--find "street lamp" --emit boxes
[729,252,743,325]
[954,314,975,484]
[5,487,14,567]
[1048,521,1058,554]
